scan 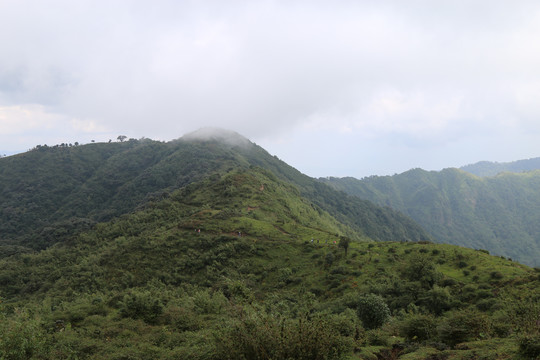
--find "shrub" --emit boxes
[419,285,453,315]
[437,309,490,347]
[403,255,441,289]
[356,294,391,330]
[119,290,164,324]
[215,310,353,360]
[440,278,457,287]
[518,334,540,359]
[399,314,437,342]
[325,252,335,267]
[475,298,499,312]
[0,310,49,360]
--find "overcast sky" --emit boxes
[2,1,540,178]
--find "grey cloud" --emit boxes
[2,1,540,176]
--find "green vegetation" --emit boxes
[0,164,539,358]
[322,167,540,266]
[1,131,539,358]
[0,131,429,257]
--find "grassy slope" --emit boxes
[322,168,540,266]
[1,167,539,359]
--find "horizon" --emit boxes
[2,129,538,179]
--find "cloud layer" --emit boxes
[2,1,540,176]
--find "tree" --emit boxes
[339,237,350,256]
[117,135,127,142]
[403,254,441,289]
[356,294,391,330]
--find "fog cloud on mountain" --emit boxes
[1,1,540,177]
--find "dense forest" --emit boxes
[322,168,540,267]
[1,130,539,359]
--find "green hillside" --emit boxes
[0,129,429,257]
[321,168,540,266]
[1,166,539,359]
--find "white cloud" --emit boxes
[0,105,60,134]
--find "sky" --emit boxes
[2,1,540,178]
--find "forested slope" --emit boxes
[1,166,539,359]
[322,168,540,266]
[0,129,429,257]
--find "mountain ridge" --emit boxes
[0,130,430,256]
[322,167,540,266]
[460,156,540,177]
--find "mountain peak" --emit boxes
[181,127,252,148]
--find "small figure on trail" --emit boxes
[238,231,242,237]
[311,238,314,243]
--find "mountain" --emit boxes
[321,168,540,266]
[461,156,540,176]
[0,129,429,257]
[1,161,539,359]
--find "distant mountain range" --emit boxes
[460,157,540,176]
[322,165,540,266]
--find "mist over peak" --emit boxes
[180,127,252,148]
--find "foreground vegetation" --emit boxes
[1,167,539,359]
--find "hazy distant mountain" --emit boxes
[322,168,540,266]
[460,157,540,176]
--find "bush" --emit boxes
[437,309,490,347]
[215,310,353,360]
[356,294,391,330]
[440,278,457,287]
[399,314,437,342]
[419,285,453,315]
[518,334,540,359]
[119,290,164,324]
[403,255,441,289]
[0,310,49,359]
